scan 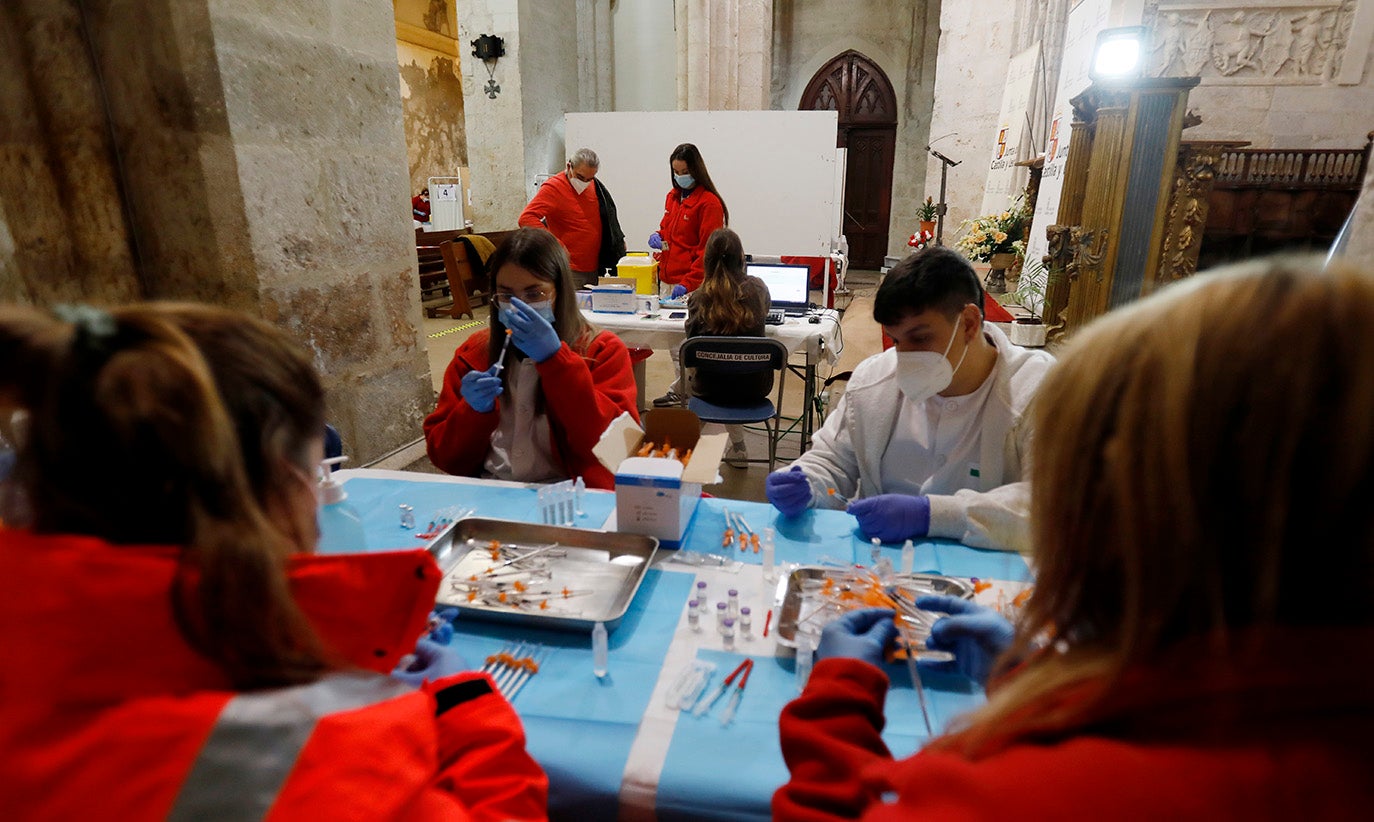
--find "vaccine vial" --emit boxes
[696,580,709,609]
[716,601,728,632]
[727,589,740,619]
[399,504,415,530]
[687,599,700,632]
[722,618,736,651]
[871,537,882,565]
[740,606,753,640]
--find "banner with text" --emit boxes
[980,44,1044,217]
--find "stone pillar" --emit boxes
[2,0,436,463]
[456,0,528,225]
[675,0,773,110]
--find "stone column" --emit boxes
[675,0,773,110]
[456,0,528,225]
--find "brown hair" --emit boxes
[0,302,332,690]
[669,143,729,224]
[486,227,597,373]
[692,228,765,334]
[940,257,1374,755]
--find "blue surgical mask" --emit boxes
[499,300,556,326]
[674,173,695,189]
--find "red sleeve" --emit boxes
[423,334,501,477]
[773,658,895,822]
[682,192,724,292]
[518,178,560,229]
[427,672,549,822]
[538,331,639,462]
[658,191,674,236]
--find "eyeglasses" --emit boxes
[494,287,554,304]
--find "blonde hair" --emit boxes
[0,302,332,690]
[940,257,1374,755]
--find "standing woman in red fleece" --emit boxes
[0,303,547,820]
[774,258,1374,820]
[425,227,638,489]
[652,142,728,297]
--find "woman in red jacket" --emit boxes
[775,258,1374,820]
[0,303,547,819]
[425,227,637,489]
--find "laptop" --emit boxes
[747,263,811,316]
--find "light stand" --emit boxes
[927,147,961,245]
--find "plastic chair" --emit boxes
[678,336,789,470]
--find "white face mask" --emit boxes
[568,168,591,195]
[893,318,969,403]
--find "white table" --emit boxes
[582,308,843,450]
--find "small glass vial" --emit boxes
[696,581,709,610]
[722,617,736,651]
[901,538,915,575]
[716,601,728,632]
[399,504,415,530]
[727,589,740,619]
[870,536,882,565]
[687,599,701,632]
[739,606,753,640]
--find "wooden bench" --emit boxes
[415,228,516,319]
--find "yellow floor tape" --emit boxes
[429,320,484,339]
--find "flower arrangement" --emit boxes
[917,196,937,222]
[907,228,935,250]
[954,199,1031,263]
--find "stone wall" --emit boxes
[396,40,469,198]
[518,0,581,196]
[612,0,676,110]
[454,0,528,227]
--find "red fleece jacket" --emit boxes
[657,187,725,292]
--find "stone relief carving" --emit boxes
[1145,2,1356,84]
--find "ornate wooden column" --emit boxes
[1154,140,1248,287]
[1041,95,1097,344]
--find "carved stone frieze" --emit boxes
[1143,1,1360,85]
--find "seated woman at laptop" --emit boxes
[684,228,772,467]
[425,228,638,489]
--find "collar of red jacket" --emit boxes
[0,529,440,704]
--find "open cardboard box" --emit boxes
[590,277,637,313]
[593,408,727,548]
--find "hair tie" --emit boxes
[53,303,118,357]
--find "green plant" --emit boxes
[917,196,937,222]
[1013,258,1046,321]
[954,198,1031,262]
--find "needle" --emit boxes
[492,328,514,375]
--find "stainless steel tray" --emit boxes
[430,517,658,633]
[773,566,974,648]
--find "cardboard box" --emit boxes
[593,408,727,548]
[590,281,637,313]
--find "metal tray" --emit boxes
[773,566,974,649]
[430,517,658,633]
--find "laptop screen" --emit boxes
[746,263,810,310]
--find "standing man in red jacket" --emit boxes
[518,148,626,289]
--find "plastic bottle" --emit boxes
[316,456,367,554]
[592,621,609,678]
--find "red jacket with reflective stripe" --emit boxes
[0,530,549,821]
[424,328,638,489]
[657,187,725,292]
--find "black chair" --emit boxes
[678,336,789,470]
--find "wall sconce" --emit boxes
[1089,26,1148,82]
[471,34,506,98]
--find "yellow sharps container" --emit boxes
[616,253,659,295]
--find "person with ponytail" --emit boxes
[0,303,548,819]
[425,227,638,489]
[773,257,1374,820]
[652,142,728,298]
[682,227,771,465]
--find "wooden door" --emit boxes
[800,51,897,269]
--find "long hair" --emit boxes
[938,257,1374,755]
[669,143,729,224]
[691,228,764,334]
[486,228,596,375]
[0,302,332,690]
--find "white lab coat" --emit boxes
[790,323,1055,552]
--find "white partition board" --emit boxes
[566,111,840,260]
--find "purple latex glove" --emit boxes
[914,594,1015,685]
[460,364,502,413]
[847,494,931,543]
[670,284,688,299]
[392,638,469,686]
[648,231,663,250]
[766,466,813,516]
[816,607,898,667]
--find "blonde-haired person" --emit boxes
[774,257,1374,819]
[684,228,771,465]
[425,227,638,489]
[0,303,547,819]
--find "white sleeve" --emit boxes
[925,481,1032,552]
[788,391,861,510]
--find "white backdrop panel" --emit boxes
[565,111,840,261]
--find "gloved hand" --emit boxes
[504,297,563,363]
[766,466,813,516]
[648,231,663,250]
[427,607,460,644]
[816,607,898,667]
[914,594,1015,685]
[392,638,469,686]
[460,365,503,413]
[670,284,688,299]
[847,494,931,542]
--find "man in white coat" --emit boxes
[765,246,1055,551]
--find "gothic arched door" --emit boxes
[800,50,897,270]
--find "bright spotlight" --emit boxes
[1090,27,1148,82]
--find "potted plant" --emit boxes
[917,196,938,235]
[954,199,1031,294]
[1008,259,1048,347]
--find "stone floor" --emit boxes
[408,270,889,503]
